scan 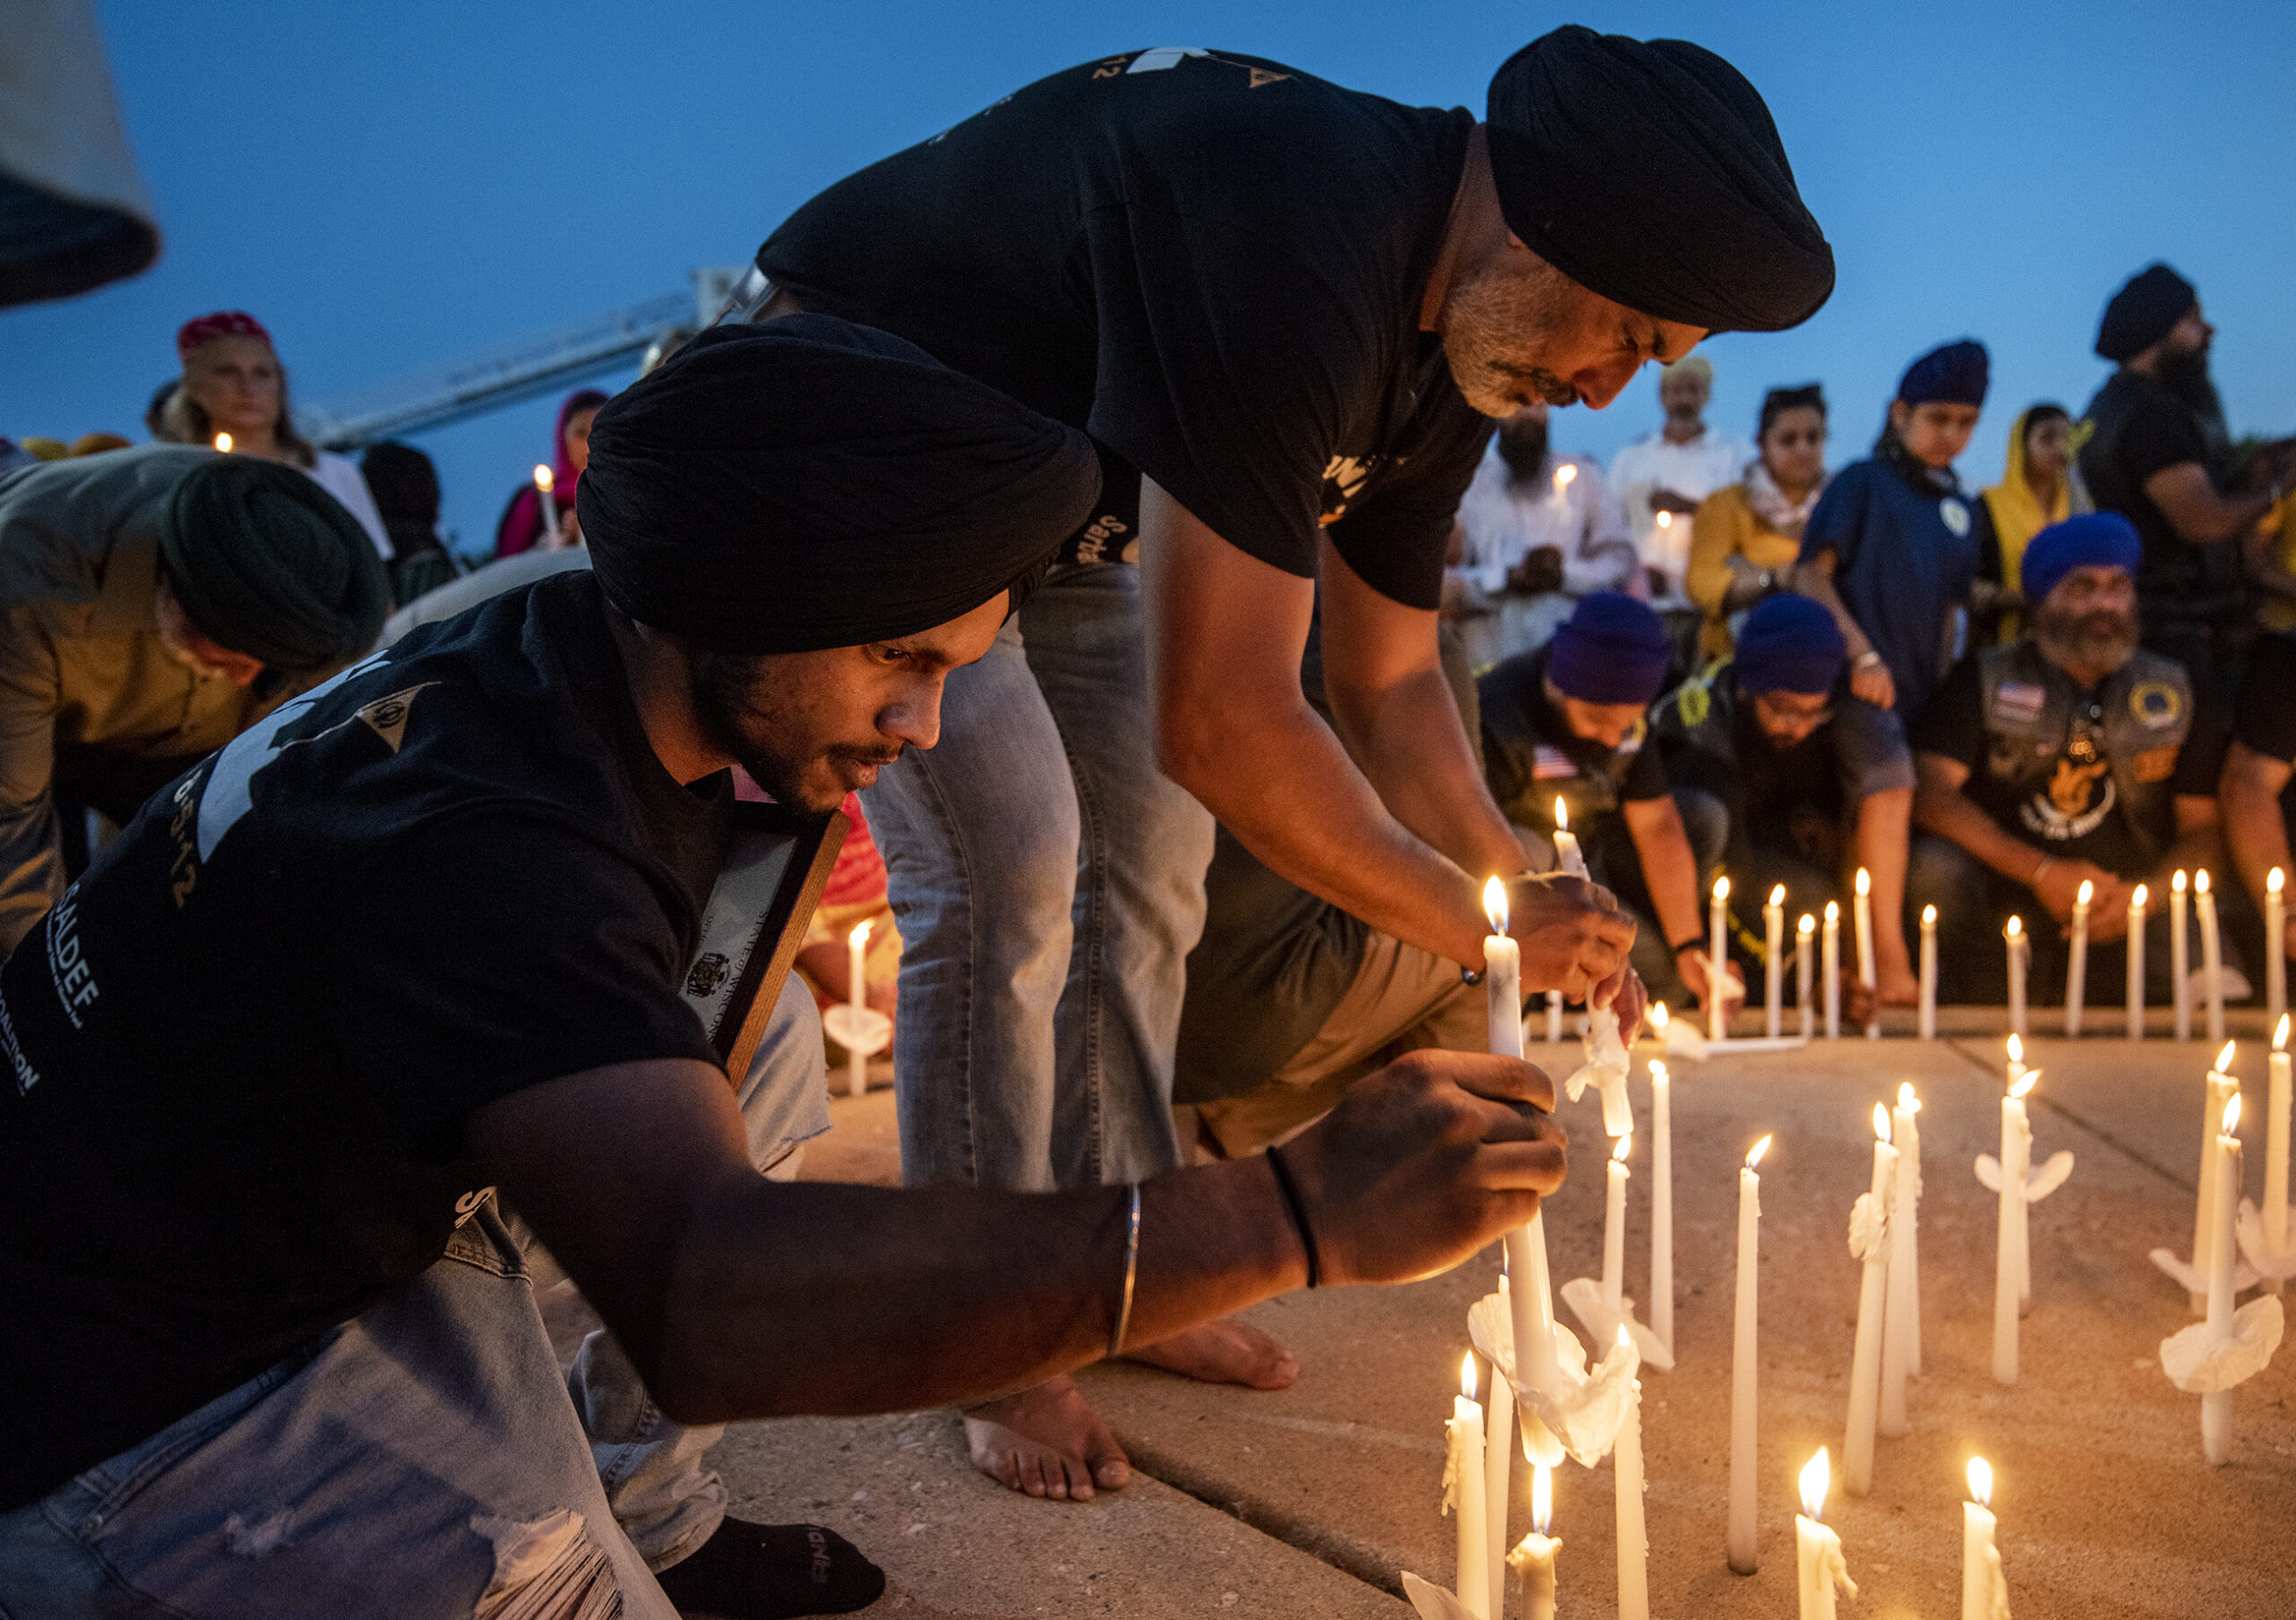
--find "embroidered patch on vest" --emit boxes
[2130,681,2183,728]
[1531,745,1578,780]
[2135,745,2179,783]
[1996,681,2046,716]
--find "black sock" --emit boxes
[653,1517,885,1618]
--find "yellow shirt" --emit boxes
[1685,483,1801,659]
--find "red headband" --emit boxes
[177,310,273,361]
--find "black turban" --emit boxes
[2096,263,2197,364]
[1897,340,1988,407]
[1486,26,1834,334]
[159,457,390,674]
[579,317,1100,654]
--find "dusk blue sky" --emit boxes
[10,2,2294,557]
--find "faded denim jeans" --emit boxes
[0,974,827,1616]
[864,563,1217,1193]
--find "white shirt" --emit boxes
[300,450,392,559]
[1607,426,1756,595]
[1454,445,1636,597]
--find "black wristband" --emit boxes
[1670,937,1704,956]
[1264,1143,1322,1289]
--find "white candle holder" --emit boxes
[1468,1289,1641,1468]
[821,1004,891,1096]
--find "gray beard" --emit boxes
[2032,604,2139,676]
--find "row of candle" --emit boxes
[1795,1450,2013,1620]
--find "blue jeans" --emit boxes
[0,975,828,1616]
[864,564,1215,1191]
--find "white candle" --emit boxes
[2006,1032,2026,1088]
[2066,879,2093,1037]
[1994,1072,2036,1384]
[1483,1352,1512,1607]
[1510,1468,1561,1620]
[2005,916,2028,1039]
[534,463,562,544]
[1726,1135,1770,1576]
[1822,901,1841,1041]
[2270,1017,2292,1297]
[1490,877,1562,1400]
[1448,1354,1491,1618]
[2127,884,2149,1042]
[1961,1458,2008,1620]
[2192,1042,2238,1317]
[1651,1061,1674,1360]
[2009,1041,2034,1312]
[1602,1133,1631,1315]
[1546,989,1562,1043]
[1881,1083,1923,1430]
[1918,903,1938,1040]
[1797,913,1816,1040]
[1796,1450,1855,1620]
[1843,1105,1896,1497]
[1484,878,1522,1063]
[2269,867,2286,1032]
[1765,884,1786,1038]
[2197,869,2224,1045]
[1709,875,1731,1043]
[846,919,873,1098]
[1854,867,1877,1040]
[2171,870,2191,1041]
[1552,797,1587,878]
[2203,1093,2243,1465]
[1613,1328,1650,1620]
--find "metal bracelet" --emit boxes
[1108,1183,1142,1358]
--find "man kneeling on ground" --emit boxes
[0,318,1570,1620]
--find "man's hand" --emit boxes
[2031,856,2125,929]
[1596,964,1650,1036]
[1849,656,1896,710]
[1280,1050,1566,1286]
[1506,871,1636,999]
[1507,545,1566,597]
[1674,945,1745,1015]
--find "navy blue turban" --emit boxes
[2096,264,2197,365]
[2021,512,2142,609]
[1548,592,1671,705]
[1734,593,1846,695]
[580,316,1100,654]
[1897,341,1989,408]
[1486,26,1835,334]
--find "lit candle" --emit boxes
[846,919,873,1098]
[1448,1354,1490,1618]
[1509,1467,1561,1620]
[1613,1327,1650,1620]
[1483,1348,1513,1608]
[1483,878,1523,1062]
[2004,916,2028,1039]
[2006,1032,2026,1087]
[2066,878,2093,1037]
[1650,1060,1674,1360]
[1918,903,1938,1040]
[1961,1458,2008,1620]
[1602,1133,1631,1315]
[1726,1134,1770,1576]
[2172,870,2191,1042]
[2269,867,2287,1032]
[212,431,232,453]
[1843,1104,1896,1497]
[1709,875,1731,1043]
[2269,1016,2292,1296]
[1491,879,1562,1402]
[2191,1041,2239,1317]
[534,463,562,546]
[1765,884,1786,1038]
[1993,1071,2037,1384]
[1854,867,1877,1040]
[1822,901,1841,1040]
[2006,1033,2032,1312]
[2127,883,2149,1041]
[1552,797,1587,878]
[2203,1093,2243,1465]
[1796,1450,1855,1620]
[1546,989,1562,1044]
[1797,913,1816,1040]
[1881,1082,1924,1431]
[2197,869,2224,1045]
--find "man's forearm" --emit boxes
[2223,753,2296,908]
[1628,811,1705,955]
[1328,661,1525,888]
[1915,783,2042,885]
[1856,787,1915,971]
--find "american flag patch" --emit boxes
[1531,745,1578,780]
[1996,681,2045,714]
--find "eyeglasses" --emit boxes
[1752,691,1833,727]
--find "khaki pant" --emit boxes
[1179,931,1484,1161]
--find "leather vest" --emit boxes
[1976,640,2191,865]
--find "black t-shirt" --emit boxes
[1915,649,2222,877]
[2078,370,2236,621]
[755,48,1492,609]
[0,573,730,1509]
[2232,631,2296,820]
[1478,645,1669,834]
[1650,667,1843,853]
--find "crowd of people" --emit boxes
[1,23,2292,1620]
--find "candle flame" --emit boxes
[1799,912,1815,936]
[2076,878,2094,905]
[2215,1039,2237,1075]
[2224,1093,2243,1136]
[534,464,553,492]
[2131,883,2148,909]
[1968,1456,1993,1506]
[1553,797,1569,832]
[2277,1014,2290,1053]
[2196,869,2211,896]
[1649,1000,1669,1031]
[1799,1449,1831,1520]
[2005,914,2022,939]
[1897,1081,1920,1112]
[2273,867,2286,897]
[2173,868,2187,893]
[212,431,232,453]
[2011,1071,2038,1100]
[1873,1102,1892,1143]
[848,918,872,949]
[1714,874,1730,902]
[1616,1323,1634,1350]
[1554,463,1578,491]
[2007,1032,2024,1064]
[1532,1463,1553,1536]
[1770,883,1787,907]
[1825,900,1839,922]
[1461,1351,1478,1403]
[1483,875,1508,936]
[1748,1134,1772,1170]
[1856,867,1871,896]
[1655,510,1674,529]
[1922,902,1937,926]
[1613,1133,1632,1163]
[1649,1058,1669,1087]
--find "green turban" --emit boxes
[159,457,389,674]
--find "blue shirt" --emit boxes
[1797,456,1978,725]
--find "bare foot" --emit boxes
[1124,1316,1299,1389]
[963,1375,1130,1502]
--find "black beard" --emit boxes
[2032,602,2139,675]
[2157,348,2226,440]
[689,649,892,814]
[1496,420,1551,482]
